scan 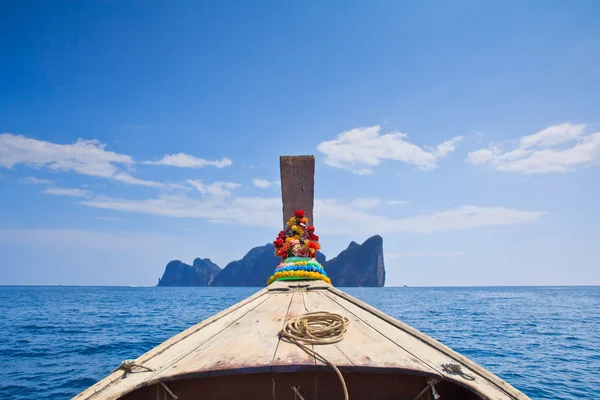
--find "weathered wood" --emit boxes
[271,292,316,370]
[73,280,530,400]
[280,155,315,227]
[303,291,441,375]
[153,292,294,379]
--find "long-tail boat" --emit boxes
[74,156,530,400]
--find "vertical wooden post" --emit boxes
[280,155,315,228]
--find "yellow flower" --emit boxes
[294,235,300,240]
[291,225,298,231]
[285,237,292,242]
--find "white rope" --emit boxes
[114,360,176,399]
[442,362,476,381]
[280,312,350,400]
[292,385,306,400]
[160,382,178,399]
[114,359,153,374]
[413,379,440,400]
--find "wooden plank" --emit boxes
[73,289,272,400]
[271,292,316,371]
[323,289,527,400]
[296,290,354,369]
[154,292,295,379]
[280,155,315,227]
[303,291,440,374]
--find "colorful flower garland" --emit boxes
[272,209,321,259]
[268,210,330,285]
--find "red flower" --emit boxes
[278,230,286,239]
[294,209,305,218]
[308,240,321,251]
[309,234,319,241]
[273,238,284,247]
[306,225,315,233]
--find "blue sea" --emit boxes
[0,286,598,400]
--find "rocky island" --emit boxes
[157,235,385,287]
[157,258,221,286]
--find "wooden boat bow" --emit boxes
[74,280,529,400]
[73,156,530,399]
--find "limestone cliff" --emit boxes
[211,244,327,287]
[157,258,221,286]
[156,236,384,287]
[324,235,385,287]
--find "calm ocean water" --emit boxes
[0,286,598,400]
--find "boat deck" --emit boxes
[74,281,528,400]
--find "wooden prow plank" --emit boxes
[280,155,315,228]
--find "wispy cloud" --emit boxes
[0,133,161,187]
[112,172,163,187]
[386,200,409,206]
[349,198,382,210]
[42,187,91,197]
[252,178,279,189]
[186,179,241,197]
[81,194,282,229]
[317,125,462,175]
[316,201,545,235]
[467,123,600,174]
[18,176,54,185]
[0,133,132,176]
[96,216,122,221]
[79,189,544,235]
[145,153,232,168]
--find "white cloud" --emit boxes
[96,216,122,221]
[315,202,544,235]
[42,187,91,197]
[317,125,463,174]
[0,133,131,175]
[0,133,161,186]
[467,123,600,174]
[186,179,241,197]
[252,178,279,189]
[520,123,585,149]
[467,148,496,164]
[79,190,544,235]
[145,153,232,168]
[81,194,282,229]
[349,198,382,210]
[435,137,463,157]
[112,172,163,187]
[386,200,409,206]
[17,176,54,185]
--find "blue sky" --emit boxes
[1,1,599,286]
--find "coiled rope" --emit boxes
[280,312,350,400]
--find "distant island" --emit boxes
[157,235,385,287]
